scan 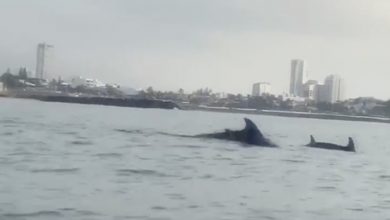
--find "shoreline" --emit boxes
[0,92,180,110]
[183,106,390,124]
[1,93,390,124]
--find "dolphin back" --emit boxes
[306,135,356,152]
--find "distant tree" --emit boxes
[0,69,20,89]
[247,95,279,110]
[332,102,348,113]
[383,100,390,116]
[48,79,58,90]
[279,99,293,110]
[106,85,124,97]
[18,67,28,79]
[146,86,154,94]
[75,85,87,93]
[316,102,332,112]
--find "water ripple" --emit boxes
[31,168,80,173]
[114,129,143,134]
[281,159,306,163]
[116,169,172,177]
[3,210,63,218]
[315,186,337,191]
[379,175,390,179]
[70,140,94,145]
[93,153,123,158]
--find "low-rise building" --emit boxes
[303,80,318,100]
[71,76,106,88]
[252,82,271,96]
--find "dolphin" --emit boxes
[306,135,355,152]
[171,118,276,147]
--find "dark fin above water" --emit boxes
[244,118,264,138]
[242,118,275,147]
[310,135,316,145]
[347,137,355,152]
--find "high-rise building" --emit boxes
[303,80,318,100]
[252,82,271,96]
[35,43,53,79]
[324,74,345,103]
[315,74,345,103]
[289,59,306,97]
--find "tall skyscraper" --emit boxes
[324,74,345,103]
[35,43,53,79]
[289,59,306,97]
[315,74,345,103]
[252,82,271,96]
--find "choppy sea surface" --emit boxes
[1,98,390,220]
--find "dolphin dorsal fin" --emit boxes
[310,135,316,145]
[244,118,264,137]
[347,137,355,151]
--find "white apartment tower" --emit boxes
[289,59,306,97]
[35,43,53,79]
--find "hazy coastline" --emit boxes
[1,93,389,124]
[181,105,390,124]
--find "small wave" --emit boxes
[58,208,75,211]
[0,118,20,124]
[57,131,79,135]
[379,175,390,179]
[116,169,170,177]
[172,144,205,149]
[281,159,306,163]
[114,215,149,219]
[75,210,101,216]
[3,210,63,218]
[136,156,153,160]
[346,208,364,212]
[8,151,35,156]
[57,208,102,217]
[230,175,248,179]
[230,162,246,166]
[315,186,337,191]
[70,140,93,145]
[94,153,122,158]
[214,157,233,161]
[2,131,14,136]
[150,206,167,210]
[200,174,214,179]
[187,205,200,209]
[114,129,143,134]
[31,168,80,173]
[210,202,225,208]
[165,193,186,201]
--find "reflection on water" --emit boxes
[1,98,390,219]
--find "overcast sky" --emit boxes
[1,0,390,99]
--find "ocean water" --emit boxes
[1,98,390,220]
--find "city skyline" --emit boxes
[2,1,390,99]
